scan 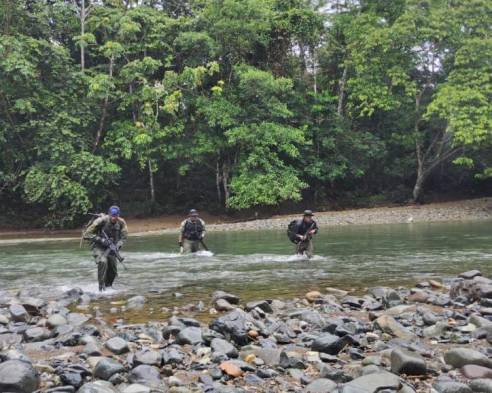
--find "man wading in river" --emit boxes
[179,209,206,254]
[287,210,318,258]
[83,206,128,291]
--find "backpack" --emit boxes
[287,220,300,243]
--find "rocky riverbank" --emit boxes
[1,270,492,393]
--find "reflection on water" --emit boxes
[0,220,491,306]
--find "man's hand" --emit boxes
[116,240,123,250]
[178,241,183,247]
[200,233,205,240]
[309,229,316,235]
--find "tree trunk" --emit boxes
[93,55,114,152]
[80,0,85,71]
[222,163,230,206]
[148,160,155,205]
[337,64,348,117]
[412,145,425,203]
[216,159,222,205]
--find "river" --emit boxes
[0,220,491,319]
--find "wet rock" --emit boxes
[210,309,256,345]
[390,348,426,375]
[134,349,162,366]
[47,313,67,328]
[444,348,492,368]
[9,304,29,322]
[245,300,273,313]
[303,378,337,393]
[374,315,414,339]
[77,381,118,393]
[176,326,203,345]
[121,384,151,393]
[211,338,238,358]
[219,361,243,377]
[342,372,401,393]
[105,337,129,354]
[434,381,472,393]
[469,379,492,393]
[311,333,352,355]
[93,358,125,380]
[214,298,235,312]
[128,365,161,386]
[212,291,240,305]
[460,270,482,280]
[0,360,39,393]
[127,296,146,310]
[23,326,51,342]
[461,365,492,379]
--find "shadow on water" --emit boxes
[0,220,491,322]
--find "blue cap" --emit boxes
[109,205,120,217]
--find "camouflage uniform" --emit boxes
[83,214,128,291]
[179,218,206,254]
[294,219,318,258]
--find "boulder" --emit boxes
[134,349,162,366]
[47,313,68,328]
[128,365,161,386]
[212,291,240,305]
[23,327,51,342]
[93,358,125,380]
[245,300,273,313]
[434,381,472,393]
[460,270,482,279]
[211,338,238,358]
[161,347,185,365]
[127,296,146,310]
[105,337,129,354]
[311,333,352,355]
[303,378,337,393]
[342,372,401,393]
[444,348,492,369]
[214,298,235,312]
[374,315,414,339]
[390,348,426,375]
[77,381,118,393]
[461,365,492,379]
[176,327,203,345]
[209,309,256,345]
[9,304,29,322]
[121,384,151,393]
[469,379,492,393]
[0,360,39,393]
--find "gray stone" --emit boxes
[212,291,240,304]
[24,326,51,342]
[176,326,203,345]
[134,349,162,366]
[67,313,89,326]
[245,300,273,313]
[374,315,414,339]
[105,337,129,354]
[161,347,185,365]
[0,360,39,393]
[77,380,118,393]
[209,309,256,345]
[121,384,151,393]
[47,313,67,328]
[128,365,161,386]
[211,338,238,358]
[9,304,29,322]
[83,342,103,356]
[460,270,482,280]
[434,381,473,393]
[469,379,492,393]
[93,358,125,380]
[303,378,337,393]
[214,298,235,312]
[127,296,146,310]
[0,314,10,324]
[342,372,401,393]
[391,348,426,375]
[444,348,492,369]
[311,333,352,355]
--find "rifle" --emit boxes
[200,239,209,251]
[296,221,315,254]
[101,230,127,270]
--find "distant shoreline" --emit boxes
[0,197,491,243]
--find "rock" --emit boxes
[242,348,281,367]
[342,372,401,393]
[134,349,162,366]
[93,358,125,380]
[461,365,492,379]
[245,300,273,313]
[0,314,9,324]
[66,313,89,326]
[20,297,46,315]
[121,384,151,393]
[434,381,472,393]
[127,296,146,310]
[305,291,323,302]
[128,365,161,386]
[219,361,243,377]
[209,309,256,345]
[161,347,185,365]
[390,348,426,375]
[77,381,118,393]
[311,333,352,355]
[408,291,430,303]
[105,337,129,354]
[0,332,22,347]
[325,287,349,297]
[212,291,240,305]
[469,379,492,393]
[303,378,337,393]
[279,351,306,369]
[319,365,353,383]
[23,326,51,342]
[60,371,83,388]
[0,360,39,393]
[9,304,29,322]
[374,315,414,339]
[83,342,103,356]
[444,348,492,368]
[211,338,238,358]
[430,279,444,288]
[460,270,482,279]
[176,326,203,345]
[47,313,67,328]
[215,298,235,312]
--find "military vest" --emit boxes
[183,219,204,241]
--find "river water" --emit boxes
[0,220,491,311]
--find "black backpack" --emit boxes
[287,220,300,243]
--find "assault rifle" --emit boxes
[101,230,127,270]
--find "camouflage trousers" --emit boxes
[182,239,201,254]
[92,247,118,291]
[296,239,314,259]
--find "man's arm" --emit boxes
[117,218,128,248]
[310,221,318,235]
[200,219,206,239]
[178,220,186,244]
[83,216,105,241]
